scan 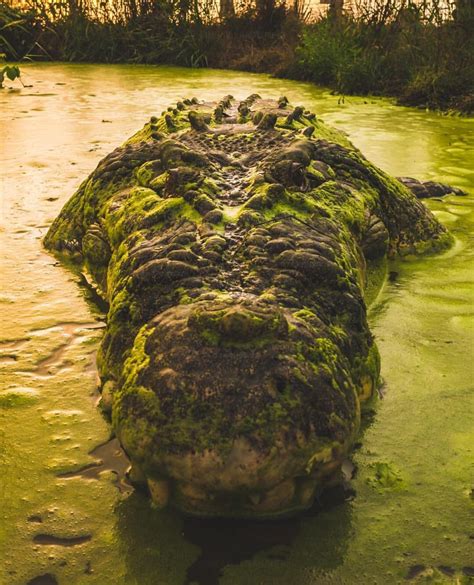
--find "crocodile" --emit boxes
[44,95,455,518]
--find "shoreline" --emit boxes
[3,58,473,116]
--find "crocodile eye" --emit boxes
[291,163,306,187]
[275,376,287,393]
[269,159,308,188]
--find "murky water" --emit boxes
[1,63,473,585]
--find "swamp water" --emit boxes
[0,63,473,585]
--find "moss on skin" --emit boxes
[44,96,452,518]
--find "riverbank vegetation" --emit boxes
[1,0,473,113]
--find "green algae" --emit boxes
[0,386,40,408]
[366,461,406,491]
[188,304,287,348]
[1,63,473,584]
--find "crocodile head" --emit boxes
[45,96,451,517]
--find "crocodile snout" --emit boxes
[112,296,364,518]
[187,300,289,345]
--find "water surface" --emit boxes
[1,63,473,585]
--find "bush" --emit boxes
[290,19,384,94]
[287,6,474,112]
[401,66,474,112]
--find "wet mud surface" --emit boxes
[57,438,132,494]
[1,63,473,584]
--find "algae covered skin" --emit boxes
[44,96,452,518]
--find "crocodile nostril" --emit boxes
[219,308,268,341]
[187,303,289,345]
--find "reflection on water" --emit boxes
[1,63,473,585]
[116,483,353,585]
[182,483,354,585]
